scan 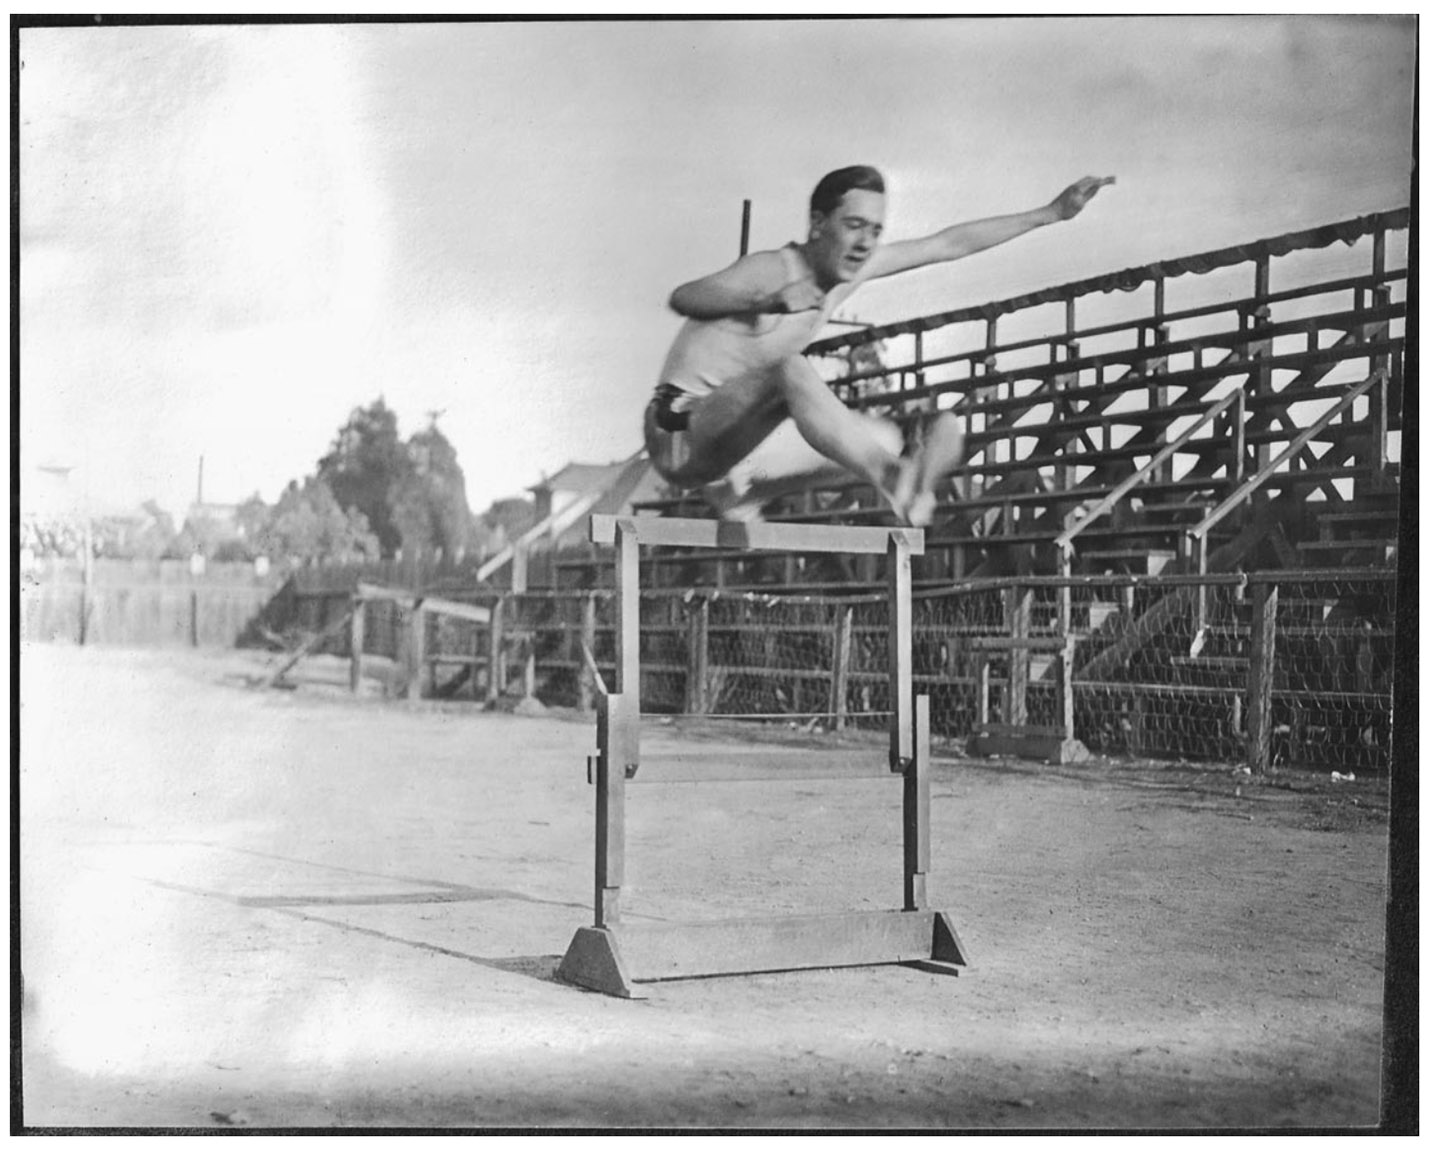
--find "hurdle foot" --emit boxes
[555,926,647,999]
[931,910,970,968]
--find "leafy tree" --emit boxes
[235,493,270,545]
[316,398,409,557]
[135,501,178,560]
[253,478,380,564]
[176,509,233,559]
[390,422,472,565]
[473,496,534,556]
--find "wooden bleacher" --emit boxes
[556,207,1405,592]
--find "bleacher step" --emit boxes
[1079,549,1176,576]
[1297,538,1397,559]
[1316,509,1399,526]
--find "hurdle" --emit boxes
[556,515,969,999]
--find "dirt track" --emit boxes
[18,645,1390,1130]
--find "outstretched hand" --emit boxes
[1050,175,1116,221]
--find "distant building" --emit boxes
[178,500,250,561]
[474,452,665,589]
[19,463,171,562]
[528,455,666,549]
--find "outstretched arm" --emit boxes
[864,175,1116,281]
[668,250,826,320]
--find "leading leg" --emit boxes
[769,354,915,505]
[707,415,905,521]
[668,355,918,517]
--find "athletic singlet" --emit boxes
[655,243,862,410]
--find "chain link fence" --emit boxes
[327,569,1395,777]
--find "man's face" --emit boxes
[808,188,886,286]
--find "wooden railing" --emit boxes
[1053,387,1246,573]
[1186,370,1386,574]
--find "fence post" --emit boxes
[78,522,94,646]
[511,542,529,594]
[1006,586,1032,726]
[522,634,537,700]
[405,603,426,700]
[578,593,597,711]
[1059,634,1076,741]
[685,596,710,716]
[349,596,365,693]
[395,601,413,697]
[1246,582,1278,774]
[829,604,854,731]
[487,595,507,702]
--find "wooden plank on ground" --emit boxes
[613,909,944,980]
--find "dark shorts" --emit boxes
[644,385,707,486]
[650,383,691,432]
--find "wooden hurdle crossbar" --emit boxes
[556,515,968,998]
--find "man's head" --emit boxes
[806,165,887,287]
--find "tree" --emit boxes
[473,496,535,557]
[235,493,270,545]
[390,421,472,566]
[253,478,380,564]
[316,398,409,557]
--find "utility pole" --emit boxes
[739,199,751,257]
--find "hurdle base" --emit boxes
[555,909,968,999]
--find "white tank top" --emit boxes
[656,243,860,408]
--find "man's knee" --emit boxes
[774,354,827,395]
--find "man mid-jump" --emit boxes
[644,166,1114,525]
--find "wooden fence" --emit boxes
[19,559,281,649]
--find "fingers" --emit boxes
[1076,175,1117,196]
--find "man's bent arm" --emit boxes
[669,251,820,319]
[866,175,1115,281]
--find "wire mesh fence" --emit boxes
[331,568,1394,777]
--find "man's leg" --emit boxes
[903,412,967,527]
[771,355,915,502]
[685,355,916,511]
[706,416,905,521]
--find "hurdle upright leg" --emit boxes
[558,688,645,999]
[904,695,931,911]
[888,530,914,773]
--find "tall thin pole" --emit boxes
[739,199,751,257]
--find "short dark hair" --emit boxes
[809,165,886,217]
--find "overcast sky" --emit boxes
[18,16,1416,519]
